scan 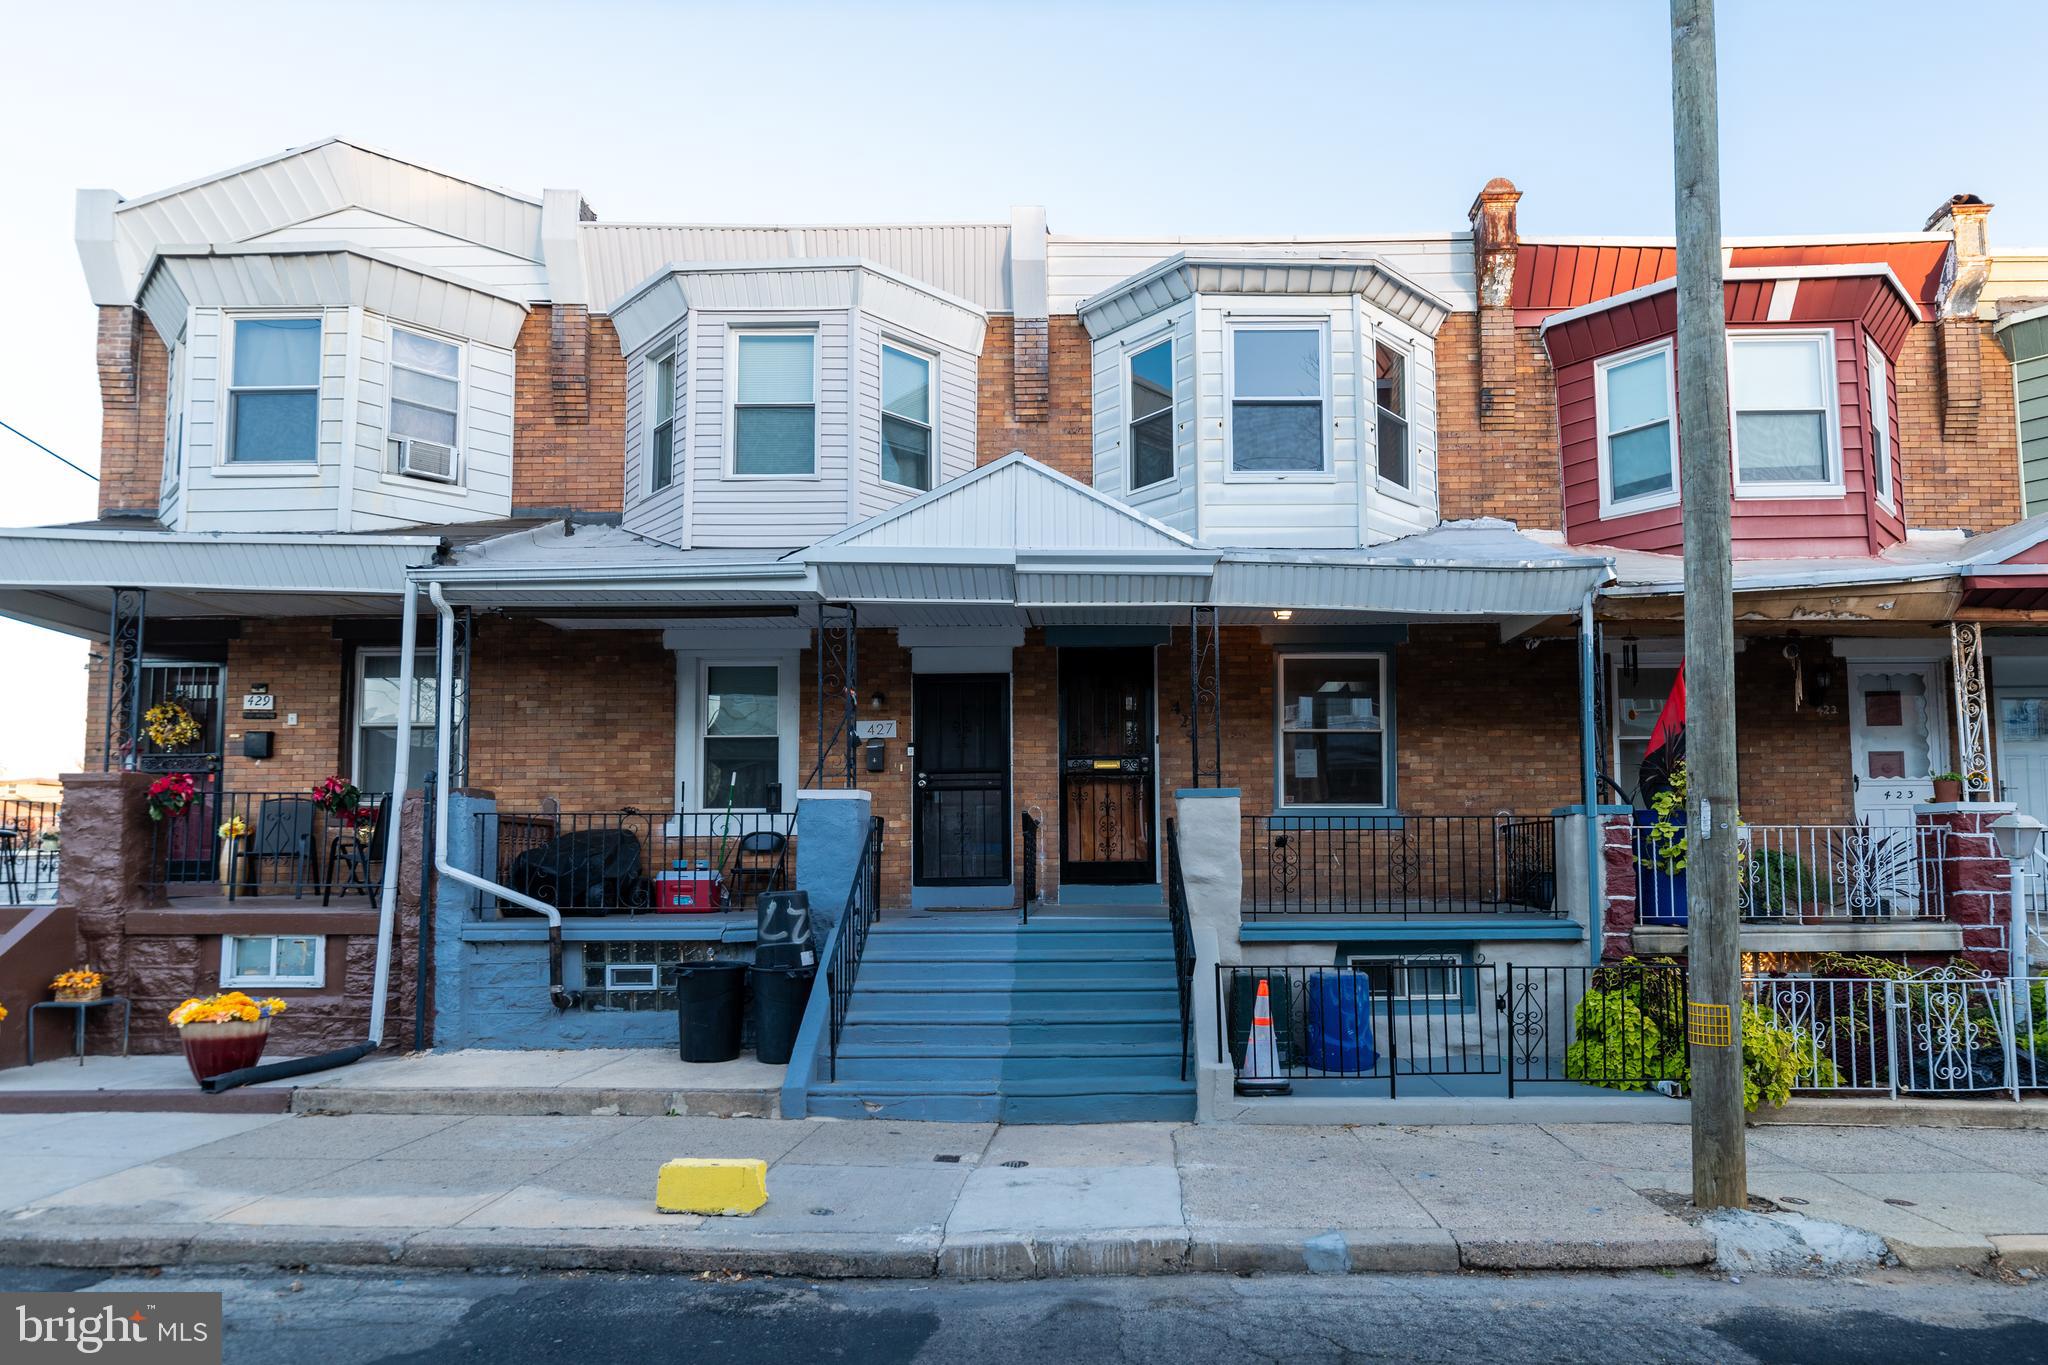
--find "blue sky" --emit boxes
[0,0,2042,775]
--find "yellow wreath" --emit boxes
[144,700,201,750]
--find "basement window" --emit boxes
[221,934,324,989]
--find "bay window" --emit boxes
[1229,325,1326,473]
[1278,653,1388,808]
[881,343,934,490]
[732,332,816,476]
[1127,337,1174,490]
[1595,341,1676,515]
[227,317,321,463]
[1375,342,1410,487]
[1731,332,1839,492]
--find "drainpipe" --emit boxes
[1580,586,1605,965]
[427,581,573,1010]
[201,581,423,1091]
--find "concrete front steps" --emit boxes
[807,915,1196,1123]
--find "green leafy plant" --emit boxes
[1565,956,1837,1110]
[1744,848,1822,916]
[1931,771,1963,784]
[1635,763,1744,876]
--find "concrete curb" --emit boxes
[0,1220,1717,1279]
[1752,1098,2048,1130]
[288,1088,778,1119]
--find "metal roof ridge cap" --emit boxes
[610,256,989,320]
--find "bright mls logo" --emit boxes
[4,1293,221,1364]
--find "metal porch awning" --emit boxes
[0,525,443,637]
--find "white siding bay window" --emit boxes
[1375,341,1410,488]
[650,351,678,493]
[227,317,322,463]
[732,332,818,476]
[881,343,934,491]
[1595,341,1677,517]
[1278,653,1389,809]
[1228,324,1327,474]
[1865,334,1892,506]
[1731,331,1840,495]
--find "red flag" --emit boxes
[1636,665,1687,803]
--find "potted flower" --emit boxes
[313,776,369,842]
[1931,771,1964,804]
[1635,769,1691,926]
[51,968,102,1003]
[168,991,288,1085]
[217,814,249,887]
[145,772,197,823]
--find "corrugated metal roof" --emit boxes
[580,222,1011,314]
[0,526,439,593]
[1214,520,1610,617]
[1514,238,1951,322]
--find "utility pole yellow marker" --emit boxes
[1687,1001,1732,1049]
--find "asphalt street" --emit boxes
[6,1265,2046,1364]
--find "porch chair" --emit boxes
[723,829,789,912]
[322,799,391,906]
[228,796,317,901]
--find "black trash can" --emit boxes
[674,961,750,1063]
[751,965,818,1066]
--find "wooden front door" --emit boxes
[1059,648,1156,885]
[913,674,1011,886]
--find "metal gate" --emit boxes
[137,662,225,883]
[1059,647,1155,885]
[912,674,1010,885]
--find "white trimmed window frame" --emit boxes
[648,347,679,494]
[220,313,324,471]
[672,648,801,815]
[1274,650,1392,811]
[350,647,440,790]
[221,934,326,989]
[1865,333,1894,510]
[878,338,939,494]
[1343,953,1462,1002]
[1124,329,1177,494]
[1729,328,1845,500]
[1593,338,1680,519]
[1223,317,1334,482]
[384,323,467,488]
[1372,335,1413,491]
[726,327,821,480]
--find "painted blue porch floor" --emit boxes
[807,912,1197,1124]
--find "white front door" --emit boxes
[1996,689,2048,825]
[1848,662,1946,826]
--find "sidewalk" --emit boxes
[4,1113,2044,1278]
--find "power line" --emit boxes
[0,419,99,482]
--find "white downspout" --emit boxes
[366,579,419,1046]
[426,582,572,1009]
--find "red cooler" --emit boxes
[656,871,724,913]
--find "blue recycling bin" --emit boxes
[1304,971,1378,1073]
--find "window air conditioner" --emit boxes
[396,438,458,483]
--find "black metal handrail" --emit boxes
[827,815,885,1080]
[1020,810,1040,924]
[0,798,60,906]
[1165,820,1195,1081]
[1243,813,1559,918]
[476,810,794,916]
[149,789,391,901]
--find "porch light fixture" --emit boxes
[1272,609,1293,621]
[1990,810,2045,863]
[869,690,887,710]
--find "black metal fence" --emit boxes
[477,810,794,916]
[828,815,885,1080]
[1215,959,1687,1098]
[150,789,391,903]
[1244,814,1559,919]
[1020,810,1040,924]
[0,798,60,905]
[1165,820,1196,1081]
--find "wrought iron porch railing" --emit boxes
[1242,813,1559,919]
[1020,810,1039,924]
[827,815,885,1081]
[1215,960,1687,1097]
[476,810,794,916]
[1634,821,1947,924]
[1164,820,1195,1081]
[0,798,60,906]
[150,789,392,904]
[1747,970,2045,1099]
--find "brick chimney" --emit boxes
[1468,177,1523,430]
[1009,206,1050,423]
[1925,193,1994,439]
[541,188,593,426]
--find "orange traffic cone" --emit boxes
[1235,976,1292,1097]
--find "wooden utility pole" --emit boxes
[1671,0,1747,1210]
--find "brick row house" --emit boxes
[2,140,2043,1117]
